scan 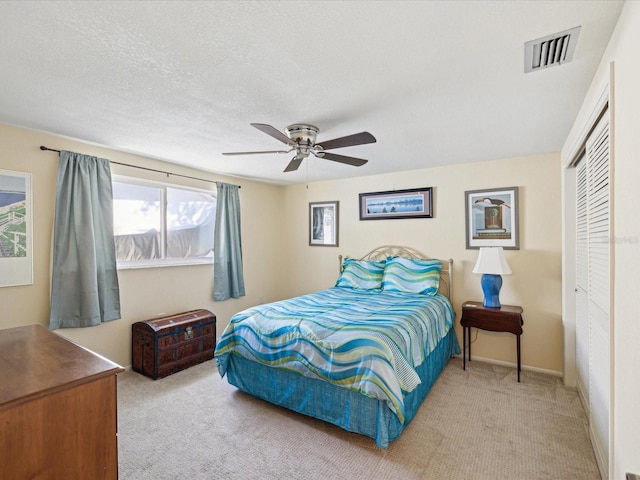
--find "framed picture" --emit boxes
[465,186,519,249]
[0,169,33,286]
[309,201,339,247]
[359,187,433,220]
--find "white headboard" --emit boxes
[338,245,454,301]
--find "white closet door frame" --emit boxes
[562,85,609,389]
[563,83,612,480]
[569,107,612,479]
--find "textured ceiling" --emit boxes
[0,1,624,185]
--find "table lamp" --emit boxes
[472,247,512,308]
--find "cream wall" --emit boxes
[282,153,563,374]
[0,124,285,366]
[0,121,563,374]
[561,1,640,478]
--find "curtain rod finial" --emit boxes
[40,146,61,153]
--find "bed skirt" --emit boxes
[225,328,460,448]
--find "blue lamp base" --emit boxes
[481,273,503,308]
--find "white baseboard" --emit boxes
[590,427,609,480]
[577,376,608,480]
[453,353,563,378]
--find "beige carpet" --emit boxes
[117,357,601,480]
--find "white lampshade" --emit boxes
[472,247,512,275]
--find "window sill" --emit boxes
[116,257,214,270]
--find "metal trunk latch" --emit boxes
[185,326,193,339]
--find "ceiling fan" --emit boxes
[222,123,376,172]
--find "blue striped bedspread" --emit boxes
[214,287,455,423]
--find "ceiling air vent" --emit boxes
[524,26,581,73]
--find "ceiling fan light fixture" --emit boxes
[224,122,375,172]
[285,124,319,146]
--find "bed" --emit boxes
[214,245,460,448]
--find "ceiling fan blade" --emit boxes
[284,156,304,172]
[315,151,368,167]
[222,149,292,156]
[251,123,294,145]
[315,131,376,151]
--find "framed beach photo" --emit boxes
[465,186,519,249]
[309,201,339,247]
[0,169,33,286]
[359,187,433,220]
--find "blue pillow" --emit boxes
[335,258,386,290]
[382,257,442,295]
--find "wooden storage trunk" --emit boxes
[132,309,216,379]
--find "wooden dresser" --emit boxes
[0,324,124,479]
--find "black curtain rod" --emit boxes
[39,145,238,187]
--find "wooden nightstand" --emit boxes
[460,301,524,382]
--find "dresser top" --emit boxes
[0,325,123,408]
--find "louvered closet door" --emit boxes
[575,110,610,473]
[575,155,589,397]
[587,111,610,467]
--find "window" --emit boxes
[112,176,216,268]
